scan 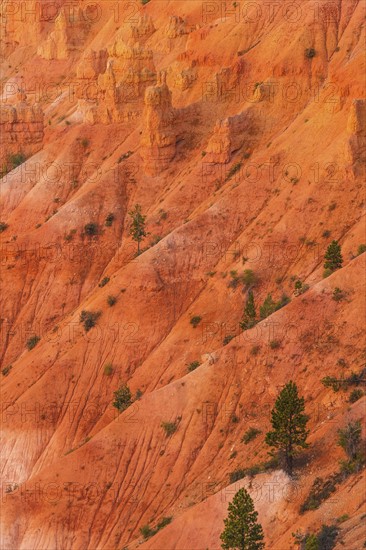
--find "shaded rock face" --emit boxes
[0,92,44,165]
[346,99,366,176]
[140,72,177,176]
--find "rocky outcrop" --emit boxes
[205,111,255,164]
[38,7,91,60]
[141,72,177,175]
[0,91,44,165]
[165,16,187,38]
[130,15,155,43]
[77,42,156,124]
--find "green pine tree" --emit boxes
[240,290,256,330]
[265,381,309,476]
[220,488,265,550]
[259,294,276,320]
[129,204,147,255]
[324,240,343,272]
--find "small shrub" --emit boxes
[99,277,110,287]
[139,516,172,540]
[300,474,341,513]
[332,287,345,302]
[140,524,154,539]
[229,469,246,483]
[112,385,132,411]
[104,363,114,376]
[337,420,363,462]
[226,162,242,181]
[190,315,202,328]
[251,345,260,356]
[135,389,143,400]
[269,340,280,349]
[229,450,237,459]
[348,389,363,403]
[357,244,366,256]
[141,0,150,4]
[26,335,40,350]
[323,268,333,278]
[231,414,239,423]
[317,524,339,549]
[80,310,101,332]
[84,223,98,236]
[321,376,346,392]
[275,293,290,310]
[81,138,90,149]
[2,365,12,376]
[105,213,115,226]
[223,334,234,345]
[242,427,262,444]
[0,222,9,232]
[187,361,200,372]
[161,421,178,437]
[107,295,117,307]
[322,230,331,238]
[305,48,316,58]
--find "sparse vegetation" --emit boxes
[84,223,99,236]
[190,315,202,328]
[229,458,278,483]
[305,48,316,58]
[104,363,114,376]
[357,244,366,256]
[242,427,262,444]
[300,473,341,513]
[26,335,40,350]
[332,287,345,302]
[2,365,12,376]
[81,138,90,149]
[107,295,117,307]
[161,421,178,437]
[259,293,276,319]
[294,280,309,296]
[269,340,280,349]
[80,310,101,332]
[99,277,110,287]
[226,162,242,181]
[112,385,132,411]
[240,290,257,330]
[223,334,235,345]
[105,213,115,226]
[0,222,9,232]
[140,516,172,540]
[348,389,364,403]
[337,420,364,465]
[187,361,200,372]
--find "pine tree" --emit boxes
[220,488,265,550]
[324,240,343,272]
[240,290,256,330]
[259,294,276,320]
[129,204,147,255]
[265,381,309,476]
